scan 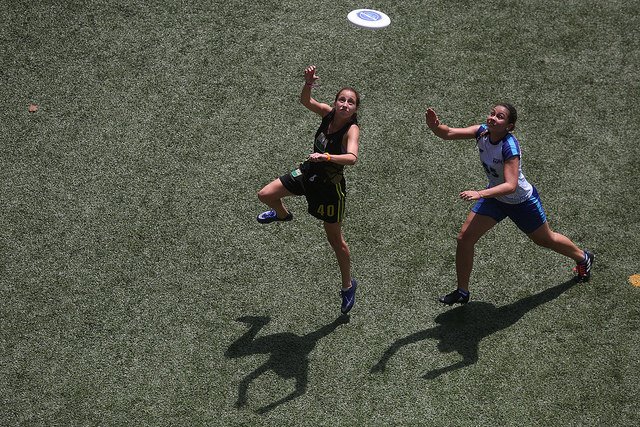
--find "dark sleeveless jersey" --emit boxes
[305,109,358,184]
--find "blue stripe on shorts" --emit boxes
[472,187,547,234]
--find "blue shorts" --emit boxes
[472,187,547,234]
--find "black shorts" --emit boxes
[279,168,346,223]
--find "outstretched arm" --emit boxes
[300,65,332,117]
[425,108,480,140]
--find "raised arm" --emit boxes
[425,108,480,140]
[300,65,332,117]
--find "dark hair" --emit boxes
[497,103,517,128]
[335,87,360,124]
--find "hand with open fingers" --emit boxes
[460,190,482,201]
[304,65,319,85]
[425,108,440,129]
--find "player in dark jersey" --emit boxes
[425,104,593,306]
[256,65,360,314]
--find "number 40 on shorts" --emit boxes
[316,204,335,217]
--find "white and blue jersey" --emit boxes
[475,124,533,204]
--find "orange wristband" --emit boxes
[325,153,331,161]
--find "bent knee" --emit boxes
[457,231,476,246]
[326,235,347,251]
[257,188,271,203]
[327,237,345,250]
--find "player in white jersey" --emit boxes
[425,104,593,305]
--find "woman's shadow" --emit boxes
[225,314,349,414]
[371,279,576,379]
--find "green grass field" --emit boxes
[2,0,639,425]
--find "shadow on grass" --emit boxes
[371,279,577,379]
[225,314,349,414]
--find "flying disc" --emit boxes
[347,9,391,29]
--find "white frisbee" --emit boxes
[347,9,391,29]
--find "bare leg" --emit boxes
[323,221,352,289]
[257,178,294,219]
[456,212,498,292]
[527,222,585,262]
